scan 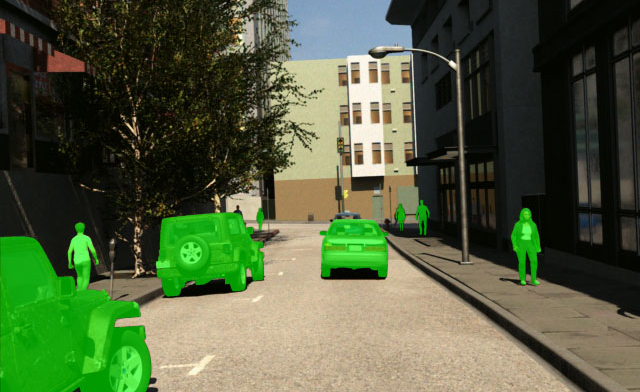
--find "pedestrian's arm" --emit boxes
[510,225,519,250]
[426,207,430,219]
[88,238,99,265]
[67,243,74,268]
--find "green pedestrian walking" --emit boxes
[416,200,430,236]
[395,203,406,231]
[257,208,265,232]
[510,208,542,286]
[67,222,99,291]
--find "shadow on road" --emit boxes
[164,277,257,298]
[325,268,383,280]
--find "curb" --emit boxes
[385,235,629,392]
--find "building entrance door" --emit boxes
[372,195,384,221]
[7,69,33,169]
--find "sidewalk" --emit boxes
[384,222,640,392]
[87,229,280,306]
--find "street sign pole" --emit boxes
[338,122,345,213]
[266,186,270,233]
[108,238,115,298]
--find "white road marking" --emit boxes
[188,355,215,376]
[161,363,197,369]
[233,298,251,301]
[278,271,284,276]
[252,295,264,303]
[292,257,296,261]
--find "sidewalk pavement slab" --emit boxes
[383,223,640,392]
[87,229,280,306]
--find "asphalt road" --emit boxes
[118,223,582,391]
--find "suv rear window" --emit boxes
[227,217,243,235]
[164,218,220,245]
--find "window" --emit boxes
[338,65,347,86]
[340,105,349,125]
[227,218,240,235]
[7,69,34,169]
[572,45,602,246]
[352,103,362,124]
[404,142,414,161]
[354,143,363,164]
[612,18,640,255]
[342,145,351,165]
[403,102,412,123]
[370,102,380,123]
[351,62,360,84]
[383,103,392,124]
[465,39,491,120]
[435,72,452,110]
[401,62,411,83]
[369,62,378,83]
[384,143,393,163]
[440,166,456,223]
[381,63,390,84]
[372,142,382,164]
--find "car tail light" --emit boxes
[324,242,347,251]
[364,245,386,251]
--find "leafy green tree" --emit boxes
[52,0,319,277]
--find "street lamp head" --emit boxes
[368,45,406,59]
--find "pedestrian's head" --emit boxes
[519,208,532,222]
[419,199,424,205]
[75,222,85,234]
[398,203,403,208]
[236,205,240,210]
[258,208,262,212]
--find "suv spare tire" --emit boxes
[175,235,209,272]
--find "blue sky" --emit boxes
[288,1,411,61]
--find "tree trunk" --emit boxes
[214,194,222,213]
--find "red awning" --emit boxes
[1,18,95,75]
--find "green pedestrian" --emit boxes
[67,222,99,291]
[416,199,430,236]
[511,208,542,286]
[256,208,265,232]
[395,203,406,231]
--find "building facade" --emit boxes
[387,0,545,249]
[274,55,418,221]
[533,0,640,272]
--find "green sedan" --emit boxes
[320,219,389,279]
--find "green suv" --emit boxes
[156,213,265,296]
[0,236,151,392]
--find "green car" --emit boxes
[320,219,389,279]
[156,213,265,297]
[0,237,151,392]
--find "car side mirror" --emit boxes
[329,219,333,222]
[319,231,327,236]
[59,276,76,297]
[247,227,254,235]
[383,232,389,237]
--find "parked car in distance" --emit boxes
[156,213,265,297]
[0,236,151,392]
[319,219,389,279]
[330,211,361,222]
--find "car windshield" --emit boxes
[328,222,380,236]
[1,246,54,308]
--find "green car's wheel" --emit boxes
[161,278,182,297]
[253,256,265,281]
[81,330,151,392]
[377,267,388,279]
[230,264,247,291]
[321,264,331,278]
[175,235,209,272]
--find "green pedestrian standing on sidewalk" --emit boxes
[68,222,99,291]
[511,208,542,286]
[257,207,265,232]
[416,200,430,236]
[395,203,406,231]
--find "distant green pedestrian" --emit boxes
[511,208,542,286]
[256,208,265,232]
[416,199,430,236]
[395,203,406,231]
[67,222,99,291]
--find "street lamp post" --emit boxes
[369,45,471,265]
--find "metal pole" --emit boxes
[339,122,345,213]
[336,166,341,213]
[388,185,392,221]
[266,186,270,233]
[108,238,116,297]
[455,49,471,265]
